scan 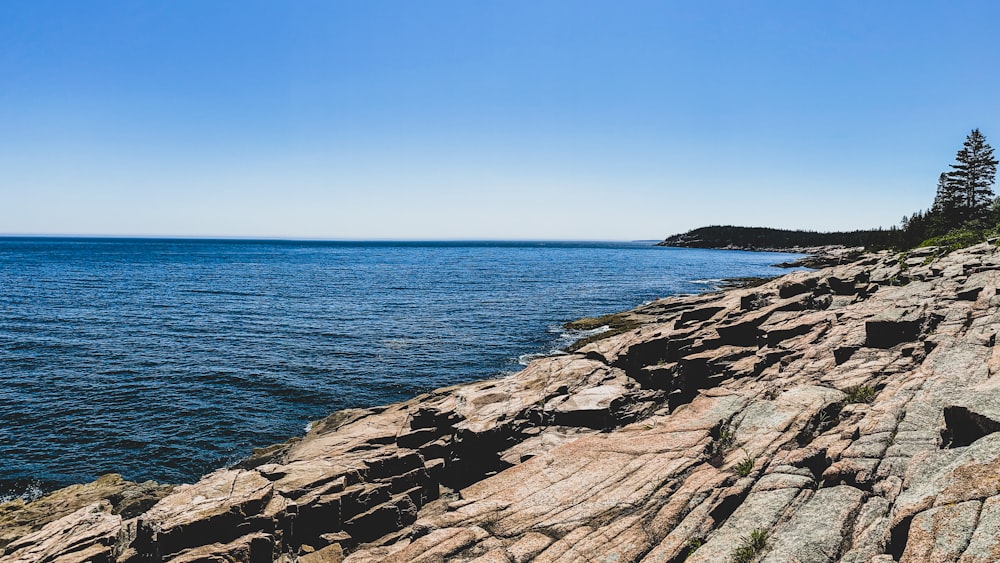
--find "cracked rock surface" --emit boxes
[6,242,1000,561]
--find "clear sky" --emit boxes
[3,1,1000,240]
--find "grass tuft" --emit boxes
[730,528,768,563]
[734,450,756,477]
[843,384,876,404]
[685,537,703,558]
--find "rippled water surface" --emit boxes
[0,238,801,497]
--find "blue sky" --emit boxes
[2,1,999,239]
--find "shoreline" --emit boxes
[10,242,1000,561]
[0,259,834,558]
[6,239,783,499]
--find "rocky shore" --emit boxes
[771,246,866,269]
[6,242,1000,562]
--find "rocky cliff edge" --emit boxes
[6,243,1000,562]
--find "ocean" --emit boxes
[0,238,802,499]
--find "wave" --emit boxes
[182,289,262,297]
[0,479,44,504]
[518,349,569,366]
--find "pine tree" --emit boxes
[932,172,953,213]
[945,129,998,222]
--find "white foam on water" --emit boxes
[0,482,43,504]
[517,349,570,366]
[559,324,611,344]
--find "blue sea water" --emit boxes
[0,238,802,499]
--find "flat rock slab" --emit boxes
[549,383,628,428]
[894,433,1000,526]
[959,495,1000,563]
[685,488,800,563]
[764,485,866,563]
[1,501,121,563]
[901,500,980,562]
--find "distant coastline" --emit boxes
[657,225,897,252]
[657,225,890,268]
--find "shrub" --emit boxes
[918,229,988,251]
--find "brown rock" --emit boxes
[0,473,170,551]
[137,469,273,557]
[0,501,121,563]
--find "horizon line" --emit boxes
[0,234,662,243]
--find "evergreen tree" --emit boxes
[945,129,998,222]
[901,129,1000,249]
[932,172,951,213]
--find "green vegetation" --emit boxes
[814,409,831,432]
[709,423,736,457]
[660,225,899,251]
[685,537,704,558]
[734,450,756,477]
[563,312,641,352]
[844,384,876,404]
[900,129,1000,250]
[730,528,769,563]
[917,228,999,251]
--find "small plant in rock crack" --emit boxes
[730,528,768,563]
[685,537,704,557]
[843,384,876,404]
[802,293,828,310]
[886,273,910,287]
[812,409,832,436]
[897,252,910,270]
[734,450,756,477]
[798,402,843,447]
[707,423,736,465]
[744,294,770,311]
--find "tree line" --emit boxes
[899,128,999,248]
[658,225,900,250]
